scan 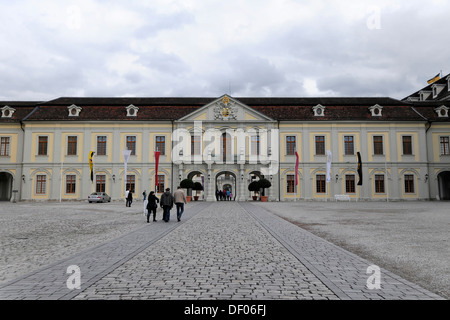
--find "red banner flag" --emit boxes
[295,151,299,186]
[154,151,161,186]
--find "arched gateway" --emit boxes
[176,95,278,202]
[437,171,450,200]
[0,172,13,201]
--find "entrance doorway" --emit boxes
[438,171,450,200]
[216,171,236,200]
[0,172,13,201]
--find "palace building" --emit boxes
[1,76,450,202]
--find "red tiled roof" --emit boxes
[1,97,449,122]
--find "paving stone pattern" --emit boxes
[0,202,444,300]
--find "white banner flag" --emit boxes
[326,150,332,183]
[122,150,132,195]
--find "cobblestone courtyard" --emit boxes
[0,200,447,300]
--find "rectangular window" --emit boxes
[36,175,46,194]
[440,136,450,155]
[375,174,385,193]
[286,136,296,155]
[287,174,295,193]
[251,135,260,155]
[126,175,135,193]
[0,137,10,156]
[126,136,136,155]
[345,175,355,193]
[402,136,412,155]
[344,136,354,155]
[97,136,107,156]
[315,136,325,155]
[67,136,77,156]
[404,174,415,193]
[66,175,76,194]
[96,175,106,193]
[156,175,164,193]
[191,135,201,155]
[316,174,326,193]
[38,136,48,155]
[373,136,383,155]
[155,136,165,155]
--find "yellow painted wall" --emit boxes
[0,133,18,162]
[367,132,390,162]
[396,132,419,162]
[90,132,113,162]
[369,168,390,199]
[309,132,331,161]
[61,133,84,163]
[281,168,302,199]
[339,169,359,198]
[338,132,360,162]
[280,132,302,162]
[31,133,54,162]
[311,169,329,198]
[31,169,52,199]
[432,132,450,162]
[120,132,142,162]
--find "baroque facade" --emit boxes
[1,78,450,202]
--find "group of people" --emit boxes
[215,189,233,201]
[139,187,187,223]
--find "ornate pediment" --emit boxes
[178,95,274,122]
[213,95,238,121]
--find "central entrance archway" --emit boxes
[215,171,236,201]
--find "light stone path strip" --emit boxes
[0,201,444,300]
[73,201,337,300]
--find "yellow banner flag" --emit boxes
[89,151,94,182]
[427,73,440,84]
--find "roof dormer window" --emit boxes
[312,104,325,117]
[369,104,383,117]
[435,105,449,118]
[432,84,445,99]
[419,90,431,101]
[67,104,82,117]
[126,104,139,117]
[1,106,16,118]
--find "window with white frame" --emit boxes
[36,175,46,194]
[440,136,450,155]
[404,174,415,193]
[344,136,354,155]
[0,137,10,156]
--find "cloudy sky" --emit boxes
[0,0,449,101]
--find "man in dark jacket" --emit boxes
[126,190,133,207]
[146,191,159,222]
[160,188,174,222]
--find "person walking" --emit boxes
[173,186,187,222]
[160,188,174,222]
[226,190,230,200]
[126,190,133,207]
[146,191,159,222]
[125,189,129,206]
[142,190,147,201]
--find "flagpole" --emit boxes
[59,160,63,203]
[385,156,389,202]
